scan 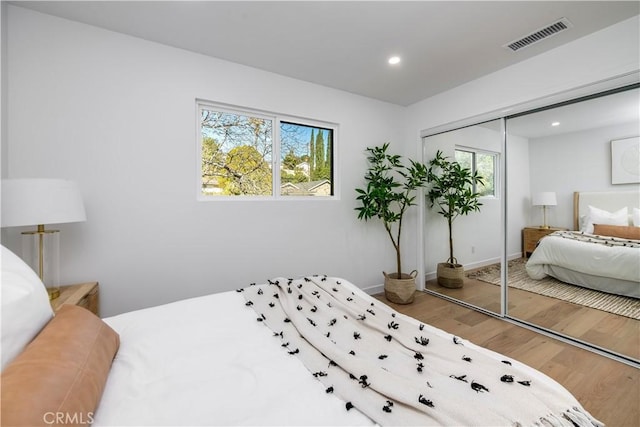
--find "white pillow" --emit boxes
[581,205,628,234]
[579,214,587,231]
[633,207,640,227]
[1,245,53,371]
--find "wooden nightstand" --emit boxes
[522,227,566,258]
[50,282,99,316]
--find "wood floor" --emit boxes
[376,291,640,427]
[426,275,640,361]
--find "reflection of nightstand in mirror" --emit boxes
[522,227,566,258]
[50,282,99,316]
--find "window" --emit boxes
[454,148,498,197]
[198,101,335,198]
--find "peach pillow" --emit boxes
[1,305,120,426]
[593,224,640,240]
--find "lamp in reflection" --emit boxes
[532,192,557,229]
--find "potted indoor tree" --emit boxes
[426,150,484,288]
[355,143,428,304]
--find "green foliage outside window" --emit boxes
[199,105,334,197]
[455,149,496,197]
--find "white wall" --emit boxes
[528,122,640,229]
[407,15,639,273]
[3,6,410,316]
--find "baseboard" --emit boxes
[362,284,384,295]
[425,252,522,281]
[367,252,523,289]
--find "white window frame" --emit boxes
[455,146,499,199]
[196,100,339,201]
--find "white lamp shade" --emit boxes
[1,179,86,227]
[532,192,557,207]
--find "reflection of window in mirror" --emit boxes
[455,148,498,198]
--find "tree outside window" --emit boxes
[199,103,335,198]
[455,148,497,197]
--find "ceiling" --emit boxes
[9,1,640,106]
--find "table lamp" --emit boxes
[532,191,557,229]
[1,179,86,300]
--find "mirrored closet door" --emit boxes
[423,83,639,364]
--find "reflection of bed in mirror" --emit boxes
[526,191,640,298]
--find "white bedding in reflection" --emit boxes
[526,231,640,298]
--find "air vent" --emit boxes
[504,18,573,52]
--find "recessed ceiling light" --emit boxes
[388,56,401,65]
[551,122,560,127]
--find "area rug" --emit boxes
[467,258,640,320]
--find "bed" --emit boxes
[1,244,603,426]
[526,190,640,298]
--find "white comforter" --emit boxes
[93,291,374,426]
[526,231,640,284]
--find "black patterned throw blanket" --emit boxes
[554,230,640,248]
[240,276,603,427]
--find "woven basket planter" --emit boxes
[437,262,465,288]
[383,270,417,304]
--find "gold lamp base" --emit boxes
[540,206,551,229]
[22,225,61,300]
